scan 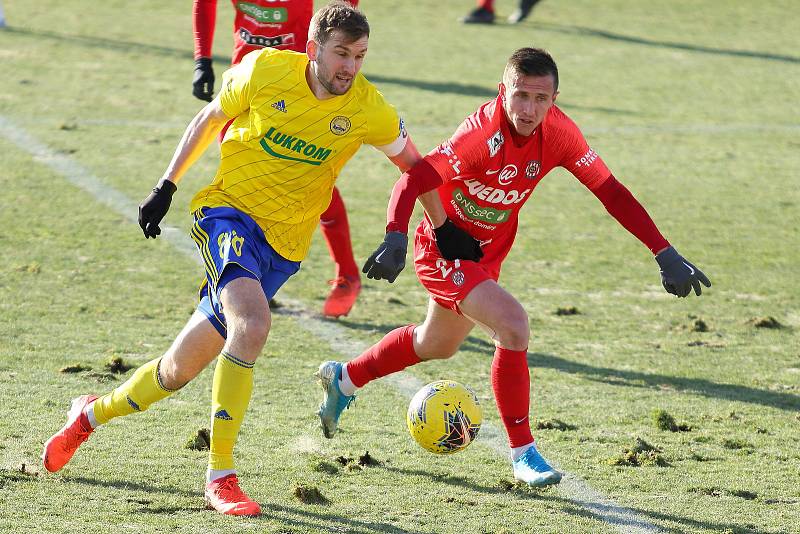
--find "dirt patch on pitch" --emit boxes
[535,419,577,431]
[293,485,328,505]
[606,438,669,467]
[185,428,210,451]
[722,438,754,451]
[104,356,133,374]
[554,306,580,316]
[748,316,784,329]
[651,409,692,432]
[60,363,92,373]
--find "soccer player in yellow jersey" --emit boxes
[42,1,425,517]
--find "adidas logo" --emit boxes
[214,409,233,421]
[271,99,287,113]
[126,395,141,411]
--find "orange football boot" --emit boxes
[42,394,98,472]
[205,474,262,516]
[322,276,361,318]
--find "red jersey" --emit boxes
[194,0,359,65]
[422,96,611,267]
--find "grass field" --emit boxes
[1,1,798,532]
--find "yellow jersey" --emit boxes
[190,48,406,261]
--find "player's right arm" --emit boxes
[138,99,230,238]
[140,53,257,239]
[363,123,487,282]
[192,0,217,101]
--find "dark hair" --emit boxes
[505,47,559,90]
[309,1,370,46]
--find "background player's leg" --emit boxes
[320,187,361,317]
[462,0,496,24]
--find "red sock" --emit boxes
[492,346,534,448]
[478,0,495,11]
[346,325,421,387]
[320,187,359,280]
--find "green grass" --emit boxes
[1,1,798,532]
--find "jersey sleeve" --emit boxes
[192,0,217,60]
[424,116,489,183]
[364,89,407,157]
[217,50,261,119]
[550,110,611,191]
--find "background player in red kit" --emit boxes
[316,47,711,486]
[192,0,361,317]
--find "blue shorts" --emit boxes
[192,206,300,338]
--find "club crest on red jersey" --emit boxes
[451,270,465,287]
[525,160,541,179]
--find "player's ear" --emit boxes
[552,90,559,103]
[306,39,319,61]
[498,82,506,101]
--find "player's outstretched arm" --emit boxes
[589,174,711,297]
[138,99,229,238]
[655,246,711,297]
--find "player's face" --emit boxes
[310,31,368,96]
[500,72,558,136]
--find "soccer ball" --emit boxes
[406,380,482,454]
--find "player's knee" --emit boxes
[413,329,460,360]
[227,310,271,351]
[495,311,529,351]
[158,359,195,390]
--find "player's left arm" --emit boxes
[561,125,711,297]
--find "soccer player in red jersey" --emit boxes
[192,0,362,317]
[317,47,711,486]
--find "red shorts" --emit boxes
[413,222,500,314]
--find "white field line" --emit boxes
[0,115,662,534]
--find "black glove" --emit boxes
[192,58,215,102]
[362,232,408,283]
[433,219,484,261]
[655,246,711,297]
[138,179,177,239]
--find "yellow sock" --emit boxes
[93,357,177,425]
[208,352,254,471]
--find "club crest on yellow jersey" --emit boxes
[329,116,351,135]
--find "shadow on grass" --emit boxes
[380,464,512,495]
[381,465,763,533]
[3,26,230,63]
[67,475,423,531]
[4,25,625,113]
[456,334,799,410]
[527,352,800,412]
[67,475,199,498]
[552,495,761,534]
[266,503,426,534]
[538,22,800,64]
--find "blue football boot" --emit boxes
[512,443,562,487]
[316,361,355,438]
